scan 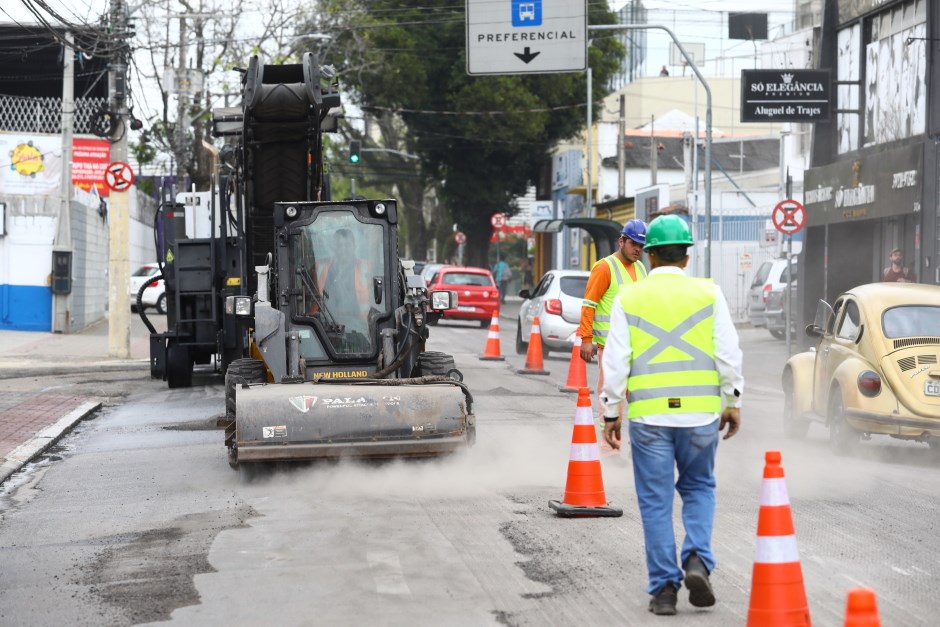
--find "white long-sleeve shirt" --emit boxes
[601,266,744,427]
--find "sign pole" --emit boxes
[786,234,793,355]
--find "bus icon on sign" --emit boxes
[512,0,542,27]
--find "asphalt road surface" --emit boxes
[1,315,938,626]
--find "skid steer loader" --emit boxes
[147,52,475,471]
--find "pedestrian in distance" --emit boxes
[659,65,670,77]
[579,219,648,441]
[882,247,916,282]
[491,259,510,304]
[601,214,743,616]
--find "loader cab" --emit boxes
[277,200,397,363]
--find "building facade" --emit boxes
[802,0,935,329]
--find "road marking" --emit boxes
[891,565,912,576]
[367,551,412,595]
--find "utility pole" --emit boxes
[617,94,625,198]
[176,14,188,195]
[107,0,132,357]
[53,31,74,333]
[649,115,658,185]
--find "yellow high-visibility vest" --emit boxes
[617,273,720,418]
[588,255,646,346]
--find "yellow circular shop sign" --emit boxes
[9,142,44,177]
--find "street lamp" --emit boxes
[589,24,714,279]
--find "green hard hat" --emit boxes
[644,214,694,250]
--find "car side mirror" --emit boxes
[519,289,531,300]
[804,324,823,339]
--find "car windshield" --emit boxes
[560,276,588,297]
[882,305,940,339]
[442,272,491,287]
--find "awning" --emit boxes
[532,217,623,258]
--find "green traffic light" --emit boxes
[349,154,360,163]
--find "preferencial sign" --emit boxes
[740,69,831,123]
[466,0,587,75]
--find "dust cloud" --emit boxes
[265,424,595,500]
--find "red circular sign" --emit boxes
[772,199,806,235]
[454,231,467,245]
[490,213,506,228]
[105,161,135,192]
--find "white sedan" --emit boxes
[516,269,589,356]
[129,263,167,314]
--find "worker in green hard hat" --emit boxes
[600,214,744,615]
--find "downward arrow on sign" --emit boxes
[514,47,540,64]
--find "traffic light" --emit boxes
[349,140,361,164]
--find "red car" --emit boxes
[426,266,499,327]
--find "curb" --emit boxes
[0,361,150,380]
[0,400,102,486]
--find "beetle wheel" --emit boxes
[828,391,859,455]
[782,372,810,440]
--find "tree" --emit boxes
[131,0,319,193]
[307,1,623,266]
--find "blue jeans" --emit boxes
[628,419,719,595]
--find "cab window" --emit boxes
[836,300,861,341]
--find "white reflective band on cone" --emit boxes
[574,406,594,425]
[533,324,541,333]
[759,478,791,506]
[754,534,800,563]
[570,443,600,461]
[488,331,499,339]
[573,336,582,347]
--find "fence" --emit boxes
[0,95,108,135]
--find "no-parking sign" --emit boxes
[104,161,135,192]
[771,199,806,235]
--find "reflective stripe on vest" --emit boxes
[591,255,645,346]
[618,275,720,418]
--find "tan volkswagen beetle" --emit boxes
[783,282,940,453]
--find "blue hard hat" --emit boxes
[620,219,648,245]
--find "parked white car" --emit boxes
[129,263,167,314]
[748,256,798,327]
[517,269,590,356]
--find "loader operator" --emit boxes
[314,228,372,333]
[579,219,648,443]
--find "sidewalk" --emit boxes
[0,315,154,485]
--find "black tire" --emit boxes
[166,343,193,389]
[479,318,489,328]
[156,293,167,315]
[828,390,858,455]
[782,372,809,439]
[426,314,439,326]
[415,351,457,377]
[515,325,527,355]
[770,328,785,340]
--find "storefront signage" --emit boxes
[838,0,897,25]
[803,143,922,227]
[741,69,831,123]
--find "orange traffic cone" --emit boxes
[747,450,811,627]
[548,387,622,518]
[844,588,880,627]
[479,309,505,361]
[559,336,588,393]
[517,315,550,375]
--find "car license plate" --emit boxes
[926,380,940,397]
[458,306,475,312]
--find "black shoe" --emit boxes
[684,554,716,608]
[648,583,678,616]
